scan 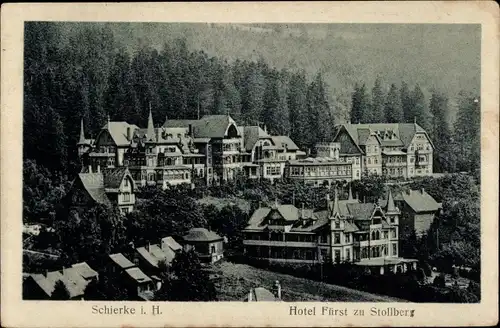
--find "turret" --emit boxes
[78,119,86,145]
[147,107,156,142]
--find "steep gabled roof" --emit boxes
[77,173,111,206]
[345,203,376,220]
[102,167,130,190]
[400,189,441,213]
[242,126,271,151]
[101,122,139,146]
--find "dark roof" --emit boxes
[271,136,300,151]
[77,173,111,205]
[242,126,271,151]
[163,115,239,139]
[109,253,135,270]
[102,167,130,189]
[345,203,376,220]
[183,228,223,242]
[338,123,431,149]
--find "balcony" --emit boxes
[384,161,407,167]
[243,239,317,248]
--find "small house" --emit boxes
[182,228,224,263]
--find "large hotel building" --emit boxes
[77,113,434,187]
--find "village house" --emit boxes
[242,188,417,274]
[104,253,155,300]
[182,228,224,263]
[23,264,96,300]
[65,166,136,214]
[381,188,442,238]
[333,123,434,179]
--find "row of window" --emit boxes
[265,166,281,176]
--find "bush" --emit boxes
[433,273,446,288]
[420,261,432,277]
[416,268,426,282]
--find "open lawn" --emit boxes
[212,261,406,302]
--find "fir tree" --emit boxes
[400,81,412,123]
[411,84,432,132]
[52,280,70,300]
[384,83,404,123]
[351,83,370,124]
[429,92,454,172]
[288,70,309,148]
[370,77,385,122]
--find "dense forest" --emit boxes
[24,22,480,177]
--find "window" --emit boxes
[355,158,359,165]
[334,233,341,244]
[392,228,397,238]
[335,250,341,264]
[345,233,350,243]
[210,245,216,254]
[392,243,398,256]
[319,234,328,244]
[346,249,350,262]
[335,220,340,229]
[384,246,388,256]
[356,170,360,178]
[390,216,395,224]
[148,173,155,181]
[383,231,388,239]
[124,178,129,187]
[123,193,130,202]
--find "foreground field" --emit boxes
[212,261,405,302]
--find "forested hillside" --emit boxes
[24,22,480,175]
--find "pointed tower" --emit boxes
[385,189,400,227]
[78,119,86,145]
[332,189,340,217]
[385,190,398,214]
[147,107,156,142]
[348,184,353,201]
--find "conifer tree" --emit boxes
[288,70,309,148]
[351,83,370,124]
[411,84,432,132]
[429,92,454,172]
[384,83,404,123]
[453,92,480,173]
[52,280,70,300]
[371,77,385,122]
[400,81,412,123]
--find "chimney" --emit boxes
[127,127,132,141]
[421,188,425,194]
[301,203,305,218]
[44,269,49,277]
[88,165,92,173]
[273,280,282,300]
[97,165,101,173]
[188,124,193,137]
[248,290,253,302]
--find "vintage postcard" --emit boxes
[1,1,499,327]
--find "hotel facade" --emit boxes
[77,114,434,188]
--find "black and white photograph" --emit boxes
[21,21,482,303]
[1,2,498,328]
